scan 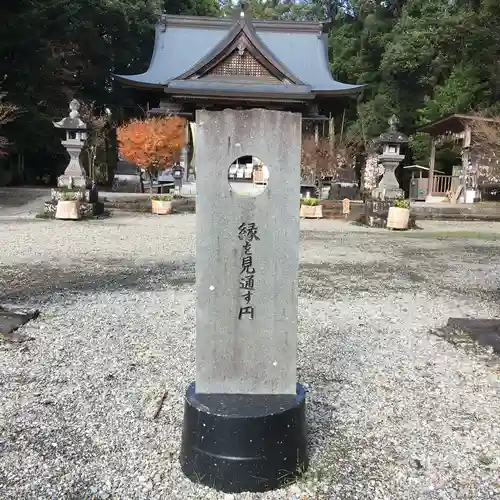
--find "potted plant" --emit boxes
[55,191,82,220]
[300,197,323,219]
[387,198,410,229]
[151,194,174,215]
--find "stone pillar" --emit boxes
[180,109,307,493]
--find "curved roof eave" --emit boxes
[113,72,364,96]
[113,73,165,90]
[313,83,365,95]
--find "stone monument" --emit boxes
[44,99,102,217]
[180,108,307,493]
[372,115,408,200]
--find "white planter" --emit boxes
[300,204,323,219]
[465,189,477,204]
[55,200,81,220]
[152,199,173,215]
[387,207,410,229]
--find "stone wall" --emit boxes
[320,200,364,221]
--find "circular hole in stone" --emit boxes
[228,155,269,197]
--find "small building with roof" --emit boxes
[418,113,500,202]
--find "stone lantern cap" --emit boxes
[53,99,87,130]
[375,115,408,145]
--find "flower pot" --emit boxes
[55,200,81,220]
[300,204,323,219]
[152,199,173,215]
[387,206,410,229]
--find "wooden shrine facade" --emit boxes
[114,7,362,177]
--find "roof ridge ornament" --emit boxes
[69,99,80,119]
[231,0,250,21]
[237,41,246,56]
[159,12,167,33]
[388,114,399,131]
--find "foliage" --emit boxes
[58,191,80,201]
[2,0,500,181]
[0,0,219,181]
[393,198,410,209]
[151,194,173,201]
[323,0,500,168]
[301,197,318,206]
[221,0,325,21]
[117,116,186,173]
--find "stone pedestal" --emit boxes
[44,186,102,217]
[55,200,81,220]
[57,175,91,189]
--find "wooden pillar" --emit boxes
[183,121,190,181]
[427,139,436,198]
[462,125,472,195]
[314,122,319,187]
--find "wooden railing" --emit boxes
[432,175,453,195]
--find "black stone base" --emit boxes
[180,382,308,493]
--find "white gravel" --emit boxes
[0,213,500,499]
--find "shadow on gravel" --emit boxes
[298,261,430,300]
[0,259,196,302]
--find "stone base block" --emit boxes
[180,382,308,493]
[44,201,104,218]
[364,200,391,227]
[372,187,404,201]
[55,200,81,220]
[57,175,91,189]
[51,187,98,203]
[425,195,448,203]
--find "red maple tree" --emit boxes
[117,116,186,191]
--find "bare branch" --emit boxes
[0,102,20,126]
[0,93,22,156]
[301,132,362,182]
[469,116,500,182]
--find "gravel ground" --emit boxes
[0,213,499,500]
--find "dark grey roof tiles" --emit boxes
[115,16,361,96]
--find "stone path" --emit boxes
[0,187,50,218]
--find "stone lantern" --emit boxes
[44,99,101,218]
[171,164,184,191]
[53,99,91,189]
[372,115,408,200]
